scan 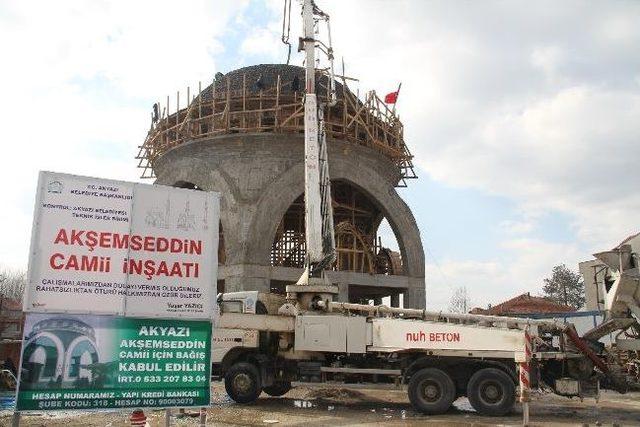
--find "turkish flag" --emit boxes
[384,91,398,104]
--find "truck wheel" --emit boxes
[263,382,292,397]
[467,368,515,416]
[408,368,456,414]
[225,362,262,404]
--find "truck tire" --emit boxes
[467,368,515,416]
[225,362,262,404]
[263,382,292,397]
[408,368,456,414]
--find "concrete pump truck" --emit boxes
[212,0,639,419]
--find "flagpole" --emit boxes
[392,82,402,114]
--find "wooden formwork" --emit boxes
[270,182,403,276]
[136,73,417,185]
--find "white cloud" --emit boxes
[426,237,583,310]
[437,86,640,246]
[320,3,640,249]
[498,219,535,235]
[598,13,640,45]
[241,27,282,58]
[0,0,248,269]
[530,46,564,82]
[310,0,640,306]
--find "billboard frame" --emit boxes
[23,171,220,320]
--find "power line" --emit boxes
[424,243,454,289]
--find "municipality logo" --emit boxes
[47,180,63,194]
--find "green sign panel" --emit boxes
[17,313,211,410]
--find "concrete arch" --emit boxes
[249,144,424,279]
[30,347,46,365]
[154,154,239,265]
[151,133,425,307]
[63,336,98,381]
[25,331,65,381]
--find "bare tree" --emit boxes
[0,268,26,300]
[449,286,470,313]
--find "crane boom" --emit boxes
[299,0,336,283]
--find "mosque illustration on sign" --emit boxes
[144,194,199,231]
[20,317,110,390]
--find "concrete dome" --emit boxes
[199,64,348,100]
[139,63,425,308]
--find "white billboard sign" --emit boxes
[24,171,219,319]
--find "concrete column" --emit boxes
[404,283,426,309]
[337,283,349,303]
[224,273,270,293]
[390,294,400,308]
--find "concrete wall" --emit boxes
[154,133,426,308]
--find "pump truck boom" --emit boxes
[297,0,336,287]
[211,0,636,418]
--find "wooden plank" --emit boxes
[242,73,246,129]
[275,74,281,128]
[226,77,230,130]
[211,78,216,132]
[176,91,180,127]
[279,104,305,127]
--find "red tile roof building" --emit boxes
[470,292,575,316]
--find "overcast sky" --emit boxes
[1,0,639,309]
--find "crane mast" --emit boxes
[297,0,336,286]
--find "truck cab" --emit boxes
[211,292,286,381]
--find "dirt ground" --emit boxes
[1,382,639,427]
